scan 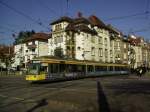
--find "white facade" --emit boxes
[48,17,111,63]
[13,34,48,68]
[12,44,25,67]
[48,22,68,56]
[131,45,142,68]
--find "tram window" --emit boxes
[40,66,47,74]
[107,66,110,71]
[110,66,113,71]
[52,64,58,73]
[120,67,124,71]
[103,66,107,71]
[118,67,121,71]
[77,65,83,72]
[95,66,99,71]
[59,64,65,72]
[88,65,93,72]
[115,66,119,71]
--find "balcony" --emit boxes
[66,40,75,46]
[27,44,37,49]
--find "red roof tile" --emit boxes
[88,15,106,28]
[24,33,49,42]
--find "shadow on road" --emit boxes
[97,81,110,112]
[108,81,150,95]
[26,98,48,112]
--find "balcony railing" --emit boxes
[27,44,37,49]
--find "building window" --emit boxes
[77,46,81,50]
[110,41,113,47]
[98,37,102,44]
[105,49,108,58]
[55,24,62,30]
[99,48,103,57]
[50,40,53,45]
[124,43,126,48]
[60,35,63,42]
[124,53,127,59]
[67,46,70,50]
[91,37,95,43]
[51,50,53,55]
[54,37,57,44]
[110,50,113,58]
[32,41,35,45]
[116,54,120,60]
[91,47,95,56]
[32,49,35,52]
[117,42,120,47]
[104,38,107,46]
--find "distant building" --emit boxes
[128,35,149,68]
[0,45,14,69]
[13,33,49,68]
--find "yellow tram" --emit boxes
[26,56,129,82]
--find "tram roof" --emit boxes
[32,56,129,67]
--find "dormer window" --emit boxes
[55,24,62,31]
[32,41,35,45]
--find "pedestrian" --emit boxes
[136,67,143,77]
[138,68,143,77]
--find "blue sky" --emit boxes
[0,0,150,44]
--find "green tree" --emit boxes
[13,30,35,45]
[0,45,14,69]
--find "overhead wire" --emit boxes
[105,11,150,21]
[0,0,49,30]
[36,0,59,17]
[0,0,149,40]
[0,25,17,33]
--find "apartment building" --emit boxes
[128,35,150,68]
[48,15,112,62]
[107,25,130,64]
[13,33,49,68]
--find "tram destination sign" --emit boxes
[32,60,41,63]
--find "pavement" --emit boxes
[0,73,150,112]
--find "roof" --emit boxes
[128,36,142,45]
[107,24,120,34]
[24,33,49,42]
[73,17,91,25]
[66,23,97,35]
[88,15,106,28]
[50,16,73,25]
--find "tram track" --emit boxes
[0,78,97,109]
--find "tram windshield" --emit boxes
[27,62,48,75]
[27,63,40,75]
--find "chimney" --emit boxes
[77,12,82,18]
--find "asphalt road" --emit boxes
[0,74,150,112]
